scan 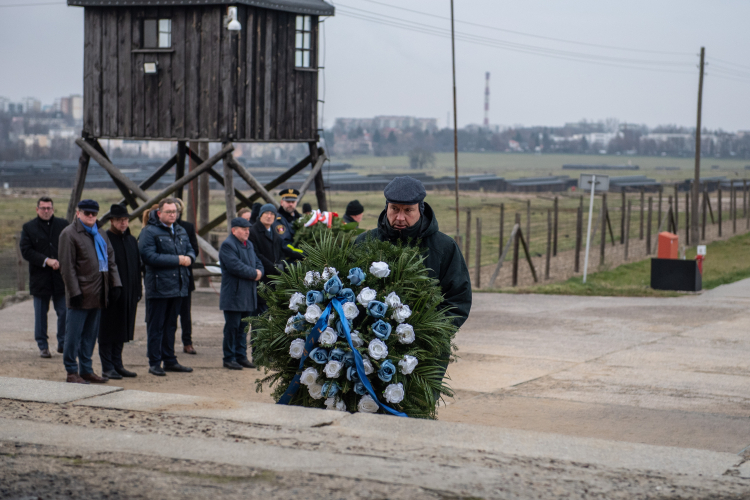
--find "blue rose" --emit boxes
[346,365,360,382]
[323,276,343,297]
[335,319,352,337]
[370,320,392,340]
[337,288,356,304]
[293,313,307,330]
[329,348,346,363]
[353,382,367,395]
[377,359,396,382]
[321,381,339,397]
[366,300,387,319]
[347,267,366,286]
[343,350,355,367]
[306,290,324,306]
[309,347,330,364]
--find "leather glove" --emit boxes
[109,287,122,303]
[70,294,83,308]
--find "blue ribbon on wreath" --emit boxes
[278,297,407,417]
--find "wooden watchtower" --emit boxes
[65,0,334,246]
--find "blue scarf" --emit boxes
[80,219,108,272]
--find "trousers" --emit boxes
[33,294,67,350]
[99,339,124,373]
[222,310,251,363]
[63,308,101,375]
[146,297,182,368]
[179,290,193,346]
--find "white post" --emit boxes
[583,175,596,283]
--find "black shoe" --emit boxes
[102,370,123,380]
[164,363,193,373]
[57,345,63,354]
[40,348,51,358]
[237,359,256,369]
[223,360,243,370]
[116,367,137,378]
[148,366,166,376]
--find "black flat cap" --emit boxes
[345,200,364,216]
[231,217,252,228]
[302,202,312,214]
[109,204,129,218]
[77,199,99,211]
[384,177,426,205]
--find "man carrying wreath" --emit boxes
[355,176,471,328]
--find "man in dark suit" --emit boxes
[98,204,141,380]
[219,218,264,370]
[20,196,69,358]
[174,199,200,355]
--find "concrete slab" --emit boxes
[446,352,575,392]
[172,400,350,428]
[74,389,213,412]
[0,376,122,403]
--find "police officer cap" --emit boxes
[260,203,277,217]
[383,176,426,205]
[279,188,300,201]
[231,217,251,228]
[78,199,100,211]
[109,204,129,218]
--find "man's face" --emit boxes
[231,226,250,242]
[111,217,129,233]
[77,209,98,227]
[280,199,297,214]
[260,211,276,227]
[158,203,178,226]
[387,203,420,230]
[240,212,251,221]
[349,213,364,223]
[37,201,54,221]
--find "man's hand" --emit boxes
[70,294,83,308]
[255,269,262,281]
[178,255,192,267]
[47,258,60,270]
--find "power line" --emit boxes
[346,0,693,56]
[708,57,750,72]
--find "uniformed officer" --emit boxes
[273,188,302,247]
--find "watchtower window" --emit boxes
[295,15,312,68]
[143,19,172,49]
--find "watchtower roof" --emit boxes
[67,0,335,16]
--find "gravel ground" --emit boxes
[1,399,749,500]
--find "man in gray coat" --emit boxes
[219,217,264,370]
[59,199,122,384]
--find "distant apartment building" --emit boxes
[334,116,438,133]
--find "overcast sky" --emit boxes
[1,0,748,131]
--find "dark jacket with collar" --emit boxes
[273,208,300,245]
[59,219,122,310]
[20,215,68,296]
[100,227,142,343]
[354,202,472,328]
[219,234,264,312]
[139,211,196,299]
[248,221,283,285]
[175,218,199,293]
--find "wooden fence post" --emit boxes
[702,188,707,240]
[222,151,236,236]
[526,199,531,245]
[639,189,645,240]
[718,188,722,236]
[744,179,748,219]
[512,213,520,287]
[14,233,25,292]
[685,191,690,245]
[575,206,582,273]
[647,197,653,255]
[620,190,626,244]
[465,208,471,268]
[657,186,663,232]
[198,142,210,288]
[475,217,482,288]
[499,203,504,259]
[667,196,674,233]
[674,185,679,234]
[732,182,737,234]
[600,193,607,266]
[624,201,631,260]
[553,196,559,256]
[545,209,551,279]
[746,180,750,230]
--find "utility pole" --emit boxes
[691,47,705,245]
[450,0,460,239]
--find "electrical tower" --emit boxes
[483,72,490,128]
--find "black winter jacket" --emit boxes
[138,211,196,299]
[20,215,68,296]
[248,221,283,285]
[355,203,472,328]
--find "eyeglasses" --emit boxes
[83,211,98,217]
[38,207,53,211]
[160,210,178,215]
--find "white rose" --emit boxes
[356,287,377,307]
[350,330,364,348]
[325,396,347,411]
[305,304,322,324]
[323,360,343,378]
[289,338,306,359]
[384,291,402,309]
[384,383,405,404]
[307,382,324,399]
[362,355,375,375]
[319,327,338,346]
[285,316,297,334]
[357,394,380,413]
[391,304,412,324]
[342,302,359,320]
[322,266,338,281]
[300,367,319,386]
[368,339,388,360]
[369,261,391,278]
[303,271,317,287]
[398,355,418,375]
[289,292,305,312]
[395,324,415,344]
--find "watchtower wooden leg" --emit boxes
[309,142,328,211]
[67,146,91,222]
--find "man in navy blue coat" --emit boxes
[139,198,196,376]
[219,217,264,370]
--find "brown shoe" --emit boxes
[81,372,109,383]
[40,348,51,358]
[66,373,89,384]
[183,345,197,355]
